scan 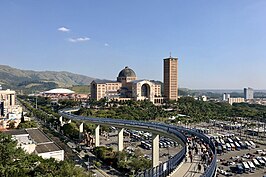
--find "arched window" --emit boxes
[141,84,150,97]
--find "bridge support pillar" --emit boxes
[152,134,160,168]
[95,125,100,147]
[59,116,63,126]
[118,128,124,151]
[79,123,84,141]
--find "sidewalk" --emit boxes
[171,155,203,177]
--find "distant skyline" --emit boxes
[1,1,266,89]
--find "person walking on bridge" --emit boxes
[197,164,201,173]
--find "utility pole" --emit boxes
[87,157,90,172]
[263,122,266,139]
[35,95,38,109]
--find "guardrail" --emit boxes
[59,108,216,177]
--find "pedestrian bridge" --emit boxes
[59,108,217,177]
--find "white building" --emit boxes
[223,93,230,101]
[244,87,254,100]
[228,97,245,105]
[0,89,23,129]
[4,128,64,161]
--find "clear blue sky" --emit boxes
[1,0,266,89]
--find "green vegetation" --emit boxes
[61,122,79,139]
[18,96,60,124]
[80,97,266,123]
[0,64,94,93]
[19,95,266,125]
[70,85,90,94]
[0,133,90,177]
[8,121,16,129]
[93,146,151,174]
[80,99,172,121]
[17,121,38,129]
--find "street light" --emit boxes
[35,95,38,109]
[87,156,90,171]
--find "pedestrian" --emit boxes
[188,146,192,151]
[190,154,193,163]
[197,164,201,173]
[195,147,198,155]
[203,164,207,171]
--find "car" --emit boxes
[256,150,263,154]
[222,161,235,166]
[230,164,244,174]
[220,170,233,176]
[242,154,250,159]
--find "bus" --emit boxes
[222,145,227,152]
[247,161,256,172]
[245,141,251,148]
[253,159,261,168]
[216,139,221,145]
[220,139,225,145]
[242,161,250,173]
[230,143,236,151]
[228,138,233,143]
[249,141,256,149]
[235,142,241,151]
[235,136,241,141]
[239,141,247,149]
[256,157,266,166]
[226,143,231,151]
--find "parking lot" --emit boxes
[99,129,182,163]
[217,144,266,177]
[193,128,266,176]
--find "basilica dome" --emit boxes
[118,66,136,78]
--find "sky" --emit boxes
[0,0,266,89]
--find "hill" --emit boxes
[0,65,95,93]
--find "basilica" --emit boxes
[90,66,164,104]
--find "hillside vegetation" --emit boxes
[0,65,95,93]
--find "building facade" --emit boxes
[223,93,231,101]
[163,57,178,101]
[0,89,22,129]
[0,89,15,108]
[228,97,245,105]
[91,66,163,103]
[244,87,254,100]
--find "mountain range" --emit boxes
[0,65,95,93]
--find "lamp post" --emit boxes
[35,95,38,109]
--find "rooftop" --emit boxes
[92,79,120,84]
[118,66,136,78]
[129,79,162,85]
[26,128,51,143]
[36,142,61,153]
[44,88,75,94]
[4,129,28,136]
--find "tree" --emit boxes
[17,121,38,129]
[0,133,90,177]
[9,121,16,129]
[21,112,25,123]
[62,122,79,139]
